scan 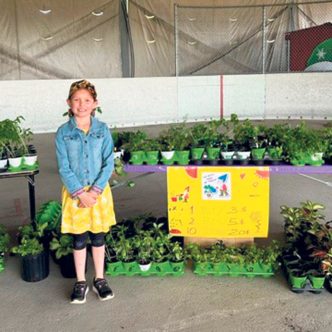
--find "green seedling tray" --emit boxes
[193,262,275,277]
[105,261,185,277]
[8,161,39,172]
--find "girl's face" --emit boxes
[67,88,97,119]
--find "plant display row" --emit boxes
[105,216,185,276]
[185,241,281,277]
[281,201,332,293]
[0,117,38,172]
[112,115,332,166]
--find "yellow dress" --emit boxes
[61,129,116,234]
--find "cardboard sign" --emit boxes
[167,167,270,238]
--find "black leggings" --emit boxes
[72,232,105,250]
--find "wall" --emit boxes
[0,72,331,133]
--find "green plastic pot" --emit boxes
[308,274,325,289]
[307,153,324,166]
[267,147,282,160]
[175,150,190,165]
[170,261,185,273]
[129,151,145,165]
[193,262,211,275]
[191,147,205,161]
[154,261,171,273]
[212,262,229,274]
[145,151,159,165]
[123,261,137,274]
[251,148,266,160]
[227,263,247,276]
[206,147,221,160]
[106,261,123,274]
[289,272,307,289]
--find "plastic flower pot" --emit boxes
[106,261,123,275]
[175,151,190,165]
[145,151,159,165]
[23,155,38,166]
[138,262,152,272]
[221,151,235,166]
[193,262,211,275]
[0,158,8,170]
[289,271,307,289]
[213,262,229,274]
[123,261,137,274]
[59,253,88,278]
[308,274,325,289]
[0,255,4,272]
[114,151,122,159]
[251,148,266,160]
[289,152,307,166]
[307,152,324,166]
[227,263,247,276]
[170,261,185,273]
[8,157,23,170]
[206,147,220,162]
[154,261,171,273]
[161,151,175,165]
[191,147,205,161]
[21,251,49,282]
[129,151,145,165]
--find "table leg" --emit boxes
[27,175,36,222]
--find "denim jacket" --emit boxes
[55,116,114,198]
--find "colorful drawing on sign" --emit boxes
[171,186,190,202]
[202,172,231,200]
[185,167,198,179]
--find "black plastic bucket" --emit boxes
[21,251,49,282]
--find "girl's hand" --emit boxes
[78,192,97,208]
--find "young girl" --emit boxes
[55,80,116,304]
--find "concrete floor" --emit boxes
[1,131,332,332]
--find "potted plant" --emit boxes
[126,130,148,165]
[49,233,82,278]
[142,139,160,165]
[0,117,36,171]
[133,230,154,271]
[159,133,176,165]
[249,125,268,165]
[203,120,222,165]
[168,241,185,273]
[188,123,207,165]
[265,124,288,164]
[0,225,10,272]
[11,236,49,282]
[284,123,327,166]
[166,123,191,165]
[232,118,254,165]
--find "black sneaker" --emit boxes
[93,278,114,301]
[70,281,89,304]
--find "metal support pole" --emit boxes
[27,175,36,222]
[262,6,266,74]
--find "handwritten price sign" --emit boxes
[167,167,269,238]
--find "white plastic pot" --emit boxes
[235,151,251,160]
[23,155,38,166]
[221,151,235,160]
[139,263,152,272]
[8,157,22,168]
[0,159,8,169]
[310,152,324,161]
[161,151,175,160]
[114,151,122,159]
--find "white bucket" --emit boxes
[235,151,251,160]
